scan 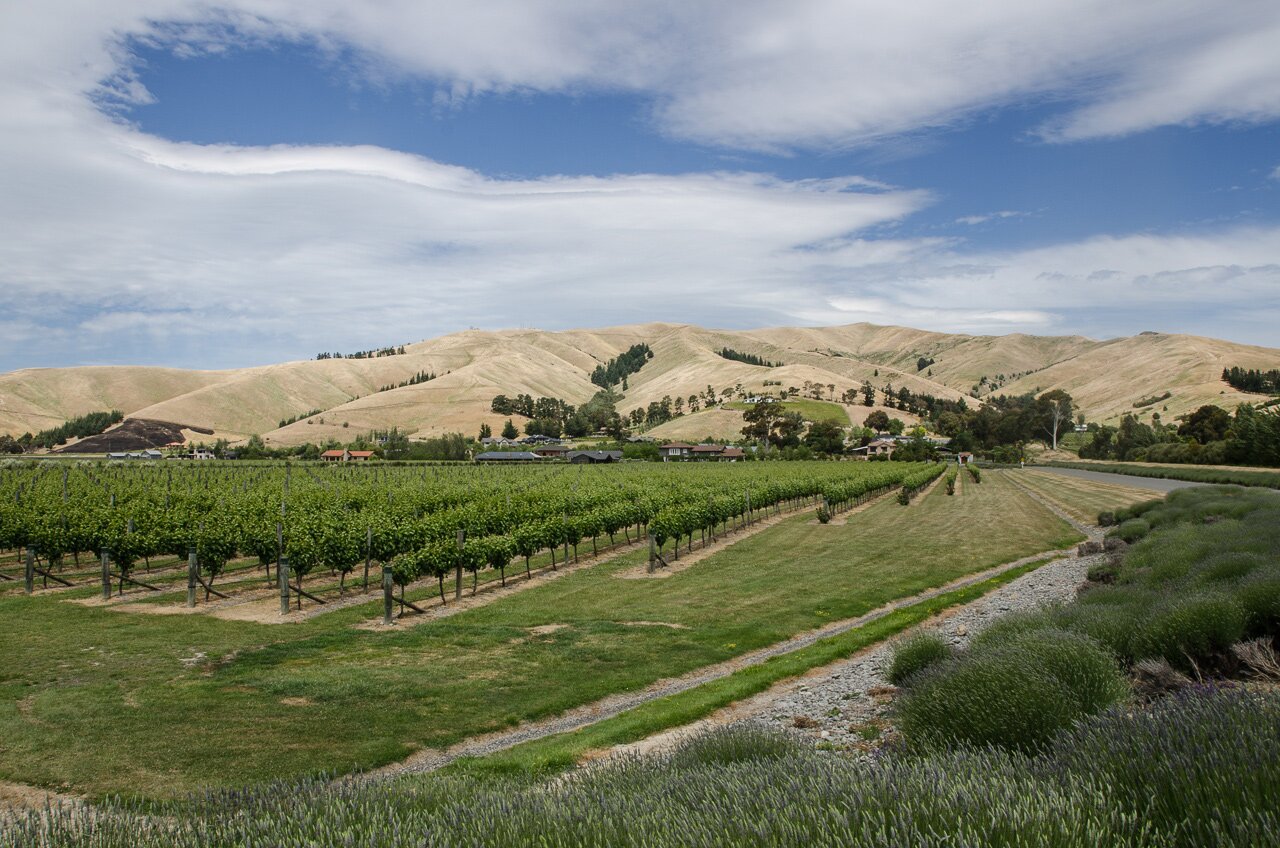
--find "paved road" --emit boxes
[1028,465,1201,493]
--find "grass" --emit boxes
[724,399,850,424]
[14,689,1278,847]
[1013,469,1154,525]
[0,472,1078,799]
[451,553,1060,778]
[1044,460,1280,489]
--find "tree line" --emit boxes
[0,410,124,454]
[590,343,653,389]
[1222,366,1280,395]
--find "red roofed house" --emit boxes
[321,449,375,462]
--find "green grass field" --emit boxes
[724,399,850,424]
[0,472,1079,799]
[1011,469,1156,525]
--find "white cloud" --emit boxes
[1,3,1279,369]
[955,211,1026,226]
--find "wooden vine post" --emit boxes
[187,547,197,608]
[382,563,393,626]
[647,531,656,574]
[100,548,111,600]
[24,546,34,595]
[364,526,372,591]
[278,555,291,616]
[454,528,465,601]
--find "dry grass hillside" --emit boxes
[2,322,1277,445]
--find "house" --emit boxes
[480,436,521,447]
[320,449,376,463]
[190,448,215,460]
[143,449,163,460]
[849,438,896,460]
[659,442,694,461]
[567,450,623,464]
[660,443,745,462]
[956,452,975,465]
[475,451,545,463]
[532,444,571,458]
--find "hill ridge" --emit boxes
[3,322,1277,445]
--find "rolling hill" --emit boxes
[2,322,1277,447]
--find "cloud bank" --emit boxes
[1,2,1279,368]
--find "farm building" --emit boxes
[567,450,623,464]
[532,444,571,458]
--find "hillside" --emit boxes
[2,322,1277,446]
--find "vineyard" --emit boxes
[0,462,1076,798]
[0,461,942,617]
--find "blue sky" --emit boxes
[2,2,1279,370]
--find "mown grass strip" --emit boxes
[444,554,1058,778]
[1043,461,1280,489]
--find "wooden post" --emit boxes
[272,522,283,582]
[382,563,394,625]
[24,546,34,595]
[187,548,197,608]
[647,531,656,574]
[364,526,372,591]
[101,549,111,600]
[745,490,751,525]
[454,528,465,601]
[278,555,291,616]
[562,514,570,566]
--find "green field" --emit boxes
[725,399,850,424]
[1012,469,1156,525]
[0,469,1077,799]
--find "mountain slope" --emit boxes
[2,322,1276,445]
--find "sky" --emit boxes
[2,1,1279,371]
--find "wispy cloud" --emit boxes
[954,210,1026,226]
[0,3,1279,369]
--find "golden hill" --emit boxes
[2,322,1276,446]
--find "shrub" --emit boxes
[1108,518,1150,543]
[1235,568,1280,637]
[1096,510,1116,527]
[886,631,953,686]
[1085,559,1120,584]
[816,505,831,524]
[1195,551,1268,584]
[967,609,1054,652]
[666,724,797,769]
[1046,687,1280,846]
[1131,592,1246,669]
[1051,603,1136,659]
[897,629,1127,753]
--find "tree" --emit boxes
[240,433,268,459]
[803,420,846,455]
[501,419,519,440]
[886,418,905,436]
[861,383,876,406]
[478,423,492,440]
[1177,404,1232,445]
[865,410,890,432]
[1037,390,1074,450]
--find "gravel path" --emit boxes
[368,538,1081,780]
[726,550,1105,749]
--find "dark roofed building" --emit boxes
[567,450,623,464]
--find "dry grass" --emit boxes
[3,321,1276,442]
